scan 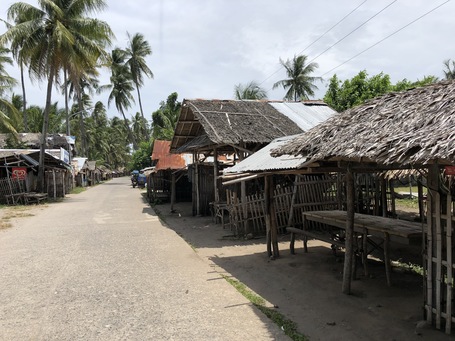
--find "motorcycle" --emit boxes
[131,170,140,188]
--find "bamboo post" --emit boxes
[170,173,176,213]
[342,168,355,295]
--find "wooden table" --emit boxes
[289,210,423,285]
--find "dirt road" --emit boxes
[0,178,288,341]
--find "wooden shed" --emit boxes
[147,140,192,208]
[273,80,455,334]
[170,99,336,216]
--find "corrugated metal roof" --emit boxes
[223,135,307,174]
[269,102,336,131]
[152,140,189,171]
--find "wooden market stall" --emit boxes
[170,99,337,216]
[271,81,455,334]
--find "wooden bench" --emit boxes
[291,210,423,286]
[287,226,346,255]
[23,192,48,204]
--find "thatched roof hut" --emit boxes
[273,81,455,168]
[272,81,455,333]
[171,99,335,153]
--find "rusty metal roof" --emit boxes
[152,140,188,171]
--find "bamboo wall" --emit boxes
[226,174,339,236]
[425,165,454,334]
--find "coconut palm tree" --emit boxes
[273,54,322,101]
[1,0,113,191]
[106,48,138,150]
[234,81,267,100]
[443,59,455,80]
[0,45,19,134]
[124,32,153,139]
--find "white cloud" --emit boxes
[1,0,454,119]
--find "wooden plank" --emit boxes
[446,192,453,334]
[343,169,354,295]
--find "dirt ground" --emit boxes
[154,202,452,341]
[1,200,452,341]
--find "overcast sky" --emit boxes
[1,0,454,121]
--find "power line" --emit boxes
[306,0,397,66]
[258,0,368,86]
[320,0,451,77]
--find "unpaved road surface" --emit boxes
[0,178,288,341]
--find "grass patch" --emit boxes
[393,261,424,276]
[0,206,35,229]
[70,187,86,194]
[395,198,420,210]
[223,275,308,341]
[394,186,426,195]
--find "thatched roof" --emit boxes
[0,133,70,149]
[170,99,335,153]
[273,81,455,168]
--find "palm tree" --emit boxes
[107,49,138,150]
[443,59,455,80]
[234,81,267,100]
[273,54,322,101]
[2,10,37,131]
[151,92,181,140]
[1,0,113,191]
[124,32,153,139]
[0,45,19,134]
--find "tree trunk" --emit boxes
[120,108,138,150]
[77,92,88,156]
[136,85,150,140]
[20,62,27,131]
[64,69,70,136]
[38,68,55,192]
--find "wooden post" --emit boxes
[195,155,200,216]
[170,172,176,213]
[270,179,279,258]
[381,176,387,217]
[241,180,248,235]
[445,189,453,334]
[265,175,272,257]
[213,148,219,203]
[52,170,56,199]
[417,177,424,222]
[425,164,439,326]
[287,175,300,226]
[342,168,355,294]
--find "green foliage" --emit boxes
[151,92,181,140]
[234,81,267,100]
[324,70,438,112]
[129,141,152,171]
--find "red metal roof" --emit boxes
[151,140,187,171]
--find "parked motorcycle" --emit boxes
[131,170,140,188]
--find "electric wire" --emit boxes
[258,0,368,86]
[306,0,397,66]
[320,0,451,77]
